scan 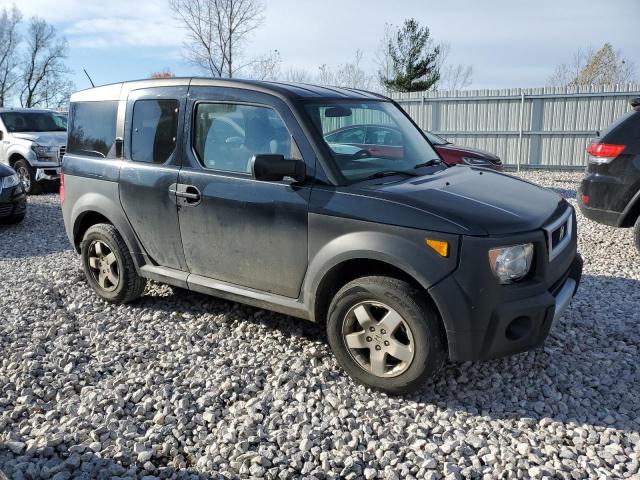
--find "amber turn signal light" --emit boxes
[425,239,449,257]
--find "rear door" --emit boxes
[176,86,313,297]
[119,86,188,270]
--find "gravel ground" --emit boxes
[1,170,639,480]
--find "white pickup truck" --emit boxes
[0,108,67,194]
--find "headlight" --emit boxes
[462,157,491,166]
[31,144,55,157]
[2,173,20,188]
[488,243,534,284]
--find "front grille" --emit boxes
[543,207,573,262]
[58,145,66,164]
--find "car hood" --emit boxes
[0,162,15,177]
[11,131,67,146]
[353,166,565,235]
[436,144,500,161]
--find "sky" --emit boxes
[4,0,640,92]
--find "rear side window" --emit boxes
[67,101,118,158]
[131,99,179,163]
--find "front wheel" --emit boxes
[326,276,447,394]
[80,223,146,303]
[14,159,41,194]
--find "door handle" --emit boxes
[169,184,201,206]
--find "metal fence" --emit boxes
[391,84,640,169]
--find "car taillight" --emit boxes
[586,143,625,164]
[60,172,65,204]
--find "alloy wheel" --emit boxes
[342,301,415,378]
[16,166,31,192]
[87,240,120,292]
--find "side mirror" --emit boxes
[251,154,305,183]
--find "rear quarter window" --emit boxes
[67,101,118,158]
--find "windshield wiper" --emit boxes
[413,159,442,169]
[359,170,416,181]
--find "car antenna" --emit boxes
[83,69,96,88]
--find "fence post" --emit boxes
[517,92,525,172]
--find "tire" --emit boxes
[0,212,25,225]
[326,276,447,395]
[80,223,146,303]
[634,216,640,254]
[14,159,41,194]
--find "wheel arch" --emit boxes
[69,191,146,270]
[620,186,640,227]
[8,152,28,168]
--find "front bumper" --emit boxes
[34,166,61,181]
[0,184,27,218]
[429,206,581,362]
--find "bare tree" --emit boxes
[335,50,372,90]
[0,6,22,107]
[436,42,472,90]
[548,44,636,87]
[246,49,281,80]
[316,64,335,86]
[280,67,313,83]
[169,0,265,78]
[20,17,72,108]
[150,68,176,78]
[374,23,395,91]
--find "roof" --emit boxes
[0,108,59,114]
[70,77,389,103]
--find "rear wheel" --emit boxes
[80,223,146,303]
[634,216,640,254]
[14,159,41,194]
[326,276,447,394]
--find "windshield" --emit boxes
[423,130,450,145]
[304,101,442,183]
[0,111,67,132]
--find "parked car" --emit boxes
[61,78,582,394]
[0,108,67,194]
[323,124,503,170]
[423,130,503,170]
[0,163,26,224]
[578,97,640,252]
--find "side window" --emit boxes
[366,127,402,146]
[193,103,294,174]
[333,127,365,144]
[131,99,179,163]
[67,101,118,158]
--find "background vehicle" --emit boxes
[0,163,26,224]
[323,124,502,170]
[423,130,503,170]
[0,108,67,194]
[62,78,581,394]
[578,97,640,252]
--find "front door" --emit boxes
[176,87,312,298]
[119,86,188,270]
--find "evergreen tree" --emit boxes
[382,19,440,92]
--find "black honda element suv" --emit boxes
[61,78,582,393]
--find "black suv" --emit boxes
[61,78,582,393]
[578,97,640,252]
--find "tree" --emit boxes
[548,43,636,87]
[169,0,265,78]
[150,68,176,78]
[0,6,21,107]
[281,67,313,83]
[20,17,72,108]
[436,42,472,91]
[381,18,440,92]
[314,51,372,90]
[246,49,281,80]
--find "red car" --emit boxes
[324,124,503,170]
